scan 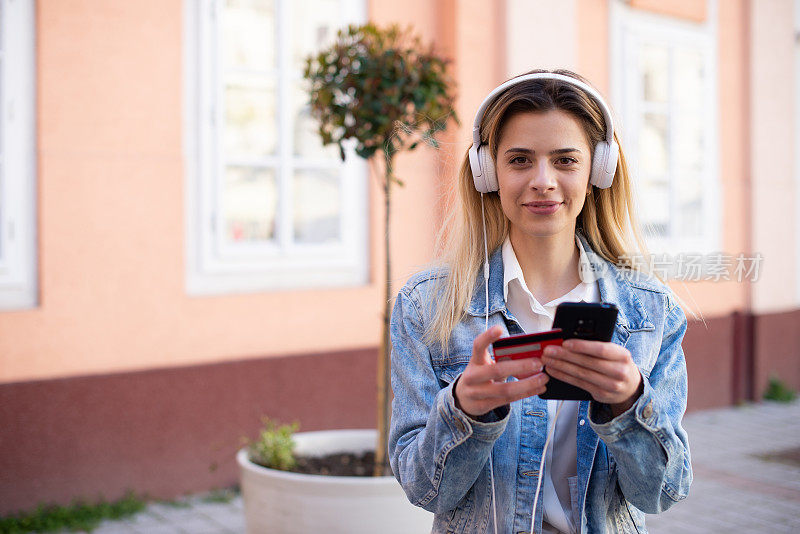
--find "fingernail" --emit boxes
[562,340,572,350]
[544,346,557,356]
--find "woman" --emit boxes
[388,69,692,534]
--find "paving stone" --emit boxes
[84,520,139,534]
[171,516,235,534]
[127,524,184,534]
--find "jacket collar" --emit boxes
[466,230,654,333]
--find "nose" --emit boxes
[529,159,557,191]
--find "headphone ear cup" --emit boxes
[590,140,618,189]
[469,143,489,193]
[478,145,499,192]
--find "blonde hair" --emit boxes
[425,69,694,348]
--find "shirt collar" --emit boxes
[502,232,598,303]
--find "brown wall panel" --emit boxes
[0,348,376,515]
[754,310,800,399]
[684,315,735,412]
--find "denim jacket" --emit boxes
[388,232,692,533]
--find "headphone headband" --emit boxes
[471,73,616,148]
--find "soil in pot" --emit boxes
[293,450,376,476]
[252,450,377,477]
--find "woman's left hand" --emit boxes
[542,339,643,417]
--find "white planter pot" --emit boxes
[237,429,433,534]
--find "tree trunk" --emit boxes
[374,155,393,477]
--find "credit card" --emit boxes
[492,328,563,379]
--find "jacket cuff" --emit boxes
[439,376,508,442]
[588,374,659,442]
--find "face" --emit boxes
[495,109,593,243]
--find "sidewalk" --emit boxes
[645,399,800,533]
[61,399,800,534]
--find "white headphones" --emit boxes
[468,72,619,194]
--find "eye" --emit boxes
[555,156,579,166]
[509,155,529,166]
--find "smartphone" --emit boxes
[492,328,563,379]
[543,301,619,400]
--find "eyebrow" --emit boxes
[503,147,583,156]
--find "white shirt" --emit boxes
[502,234,601,534]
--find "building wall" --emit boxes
[0,0,446,384]
[750,0,798,315]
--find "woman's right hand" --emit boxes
[453,326,550,418]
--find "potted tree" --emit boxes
[237,23,458,533]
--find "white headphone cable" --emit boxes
[480,193,499,534]
[529,399,565,534]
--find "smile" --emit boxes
[523,202,562,214]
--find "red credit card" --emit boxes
[492,328,563,379]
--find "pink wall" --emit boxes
[0,0,446,383]
[578,0,610,95]
[750,0,798,314]
[629,0,707,22]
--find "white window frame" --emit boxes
[0,0,37,311]
[184,0,368,296]
[610,0,721,258]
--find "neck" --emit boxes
[509,226,582,303]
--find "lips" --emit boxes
[525,201,562,207]
[523,201,562,215]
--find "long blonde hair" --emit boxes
[425,69,692,349]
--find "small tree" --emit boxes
[304,23,458,475]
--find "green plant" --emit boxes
[304,23,458,476]
[763,377,797,403]
[0,490,145,533]
[200,487,239,504]
[246,418,299,471]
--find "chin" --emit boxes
[512,219,577,239]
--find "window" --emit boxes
[184,0,368,295]
[611,0,720,257]
[0,0,37,311]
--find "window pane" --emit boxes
[640,179,670,238]
[224,0,276,72]
[291,0,341,72]
[640,112,669,176]
[223,166,277,243]
[293,169,341,244]
[674,46,704,112]
[293,82,339,158]
[225,81,276,157]
[677,173,703,237]
[674,111,704,173]
[639,44,669,104]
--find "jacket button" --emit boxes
[642,402,654,419]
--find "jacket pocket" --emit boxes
[612,482,648,534]
[623,496,648,534]
[443,484,475,534]
[434,359,470,387]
